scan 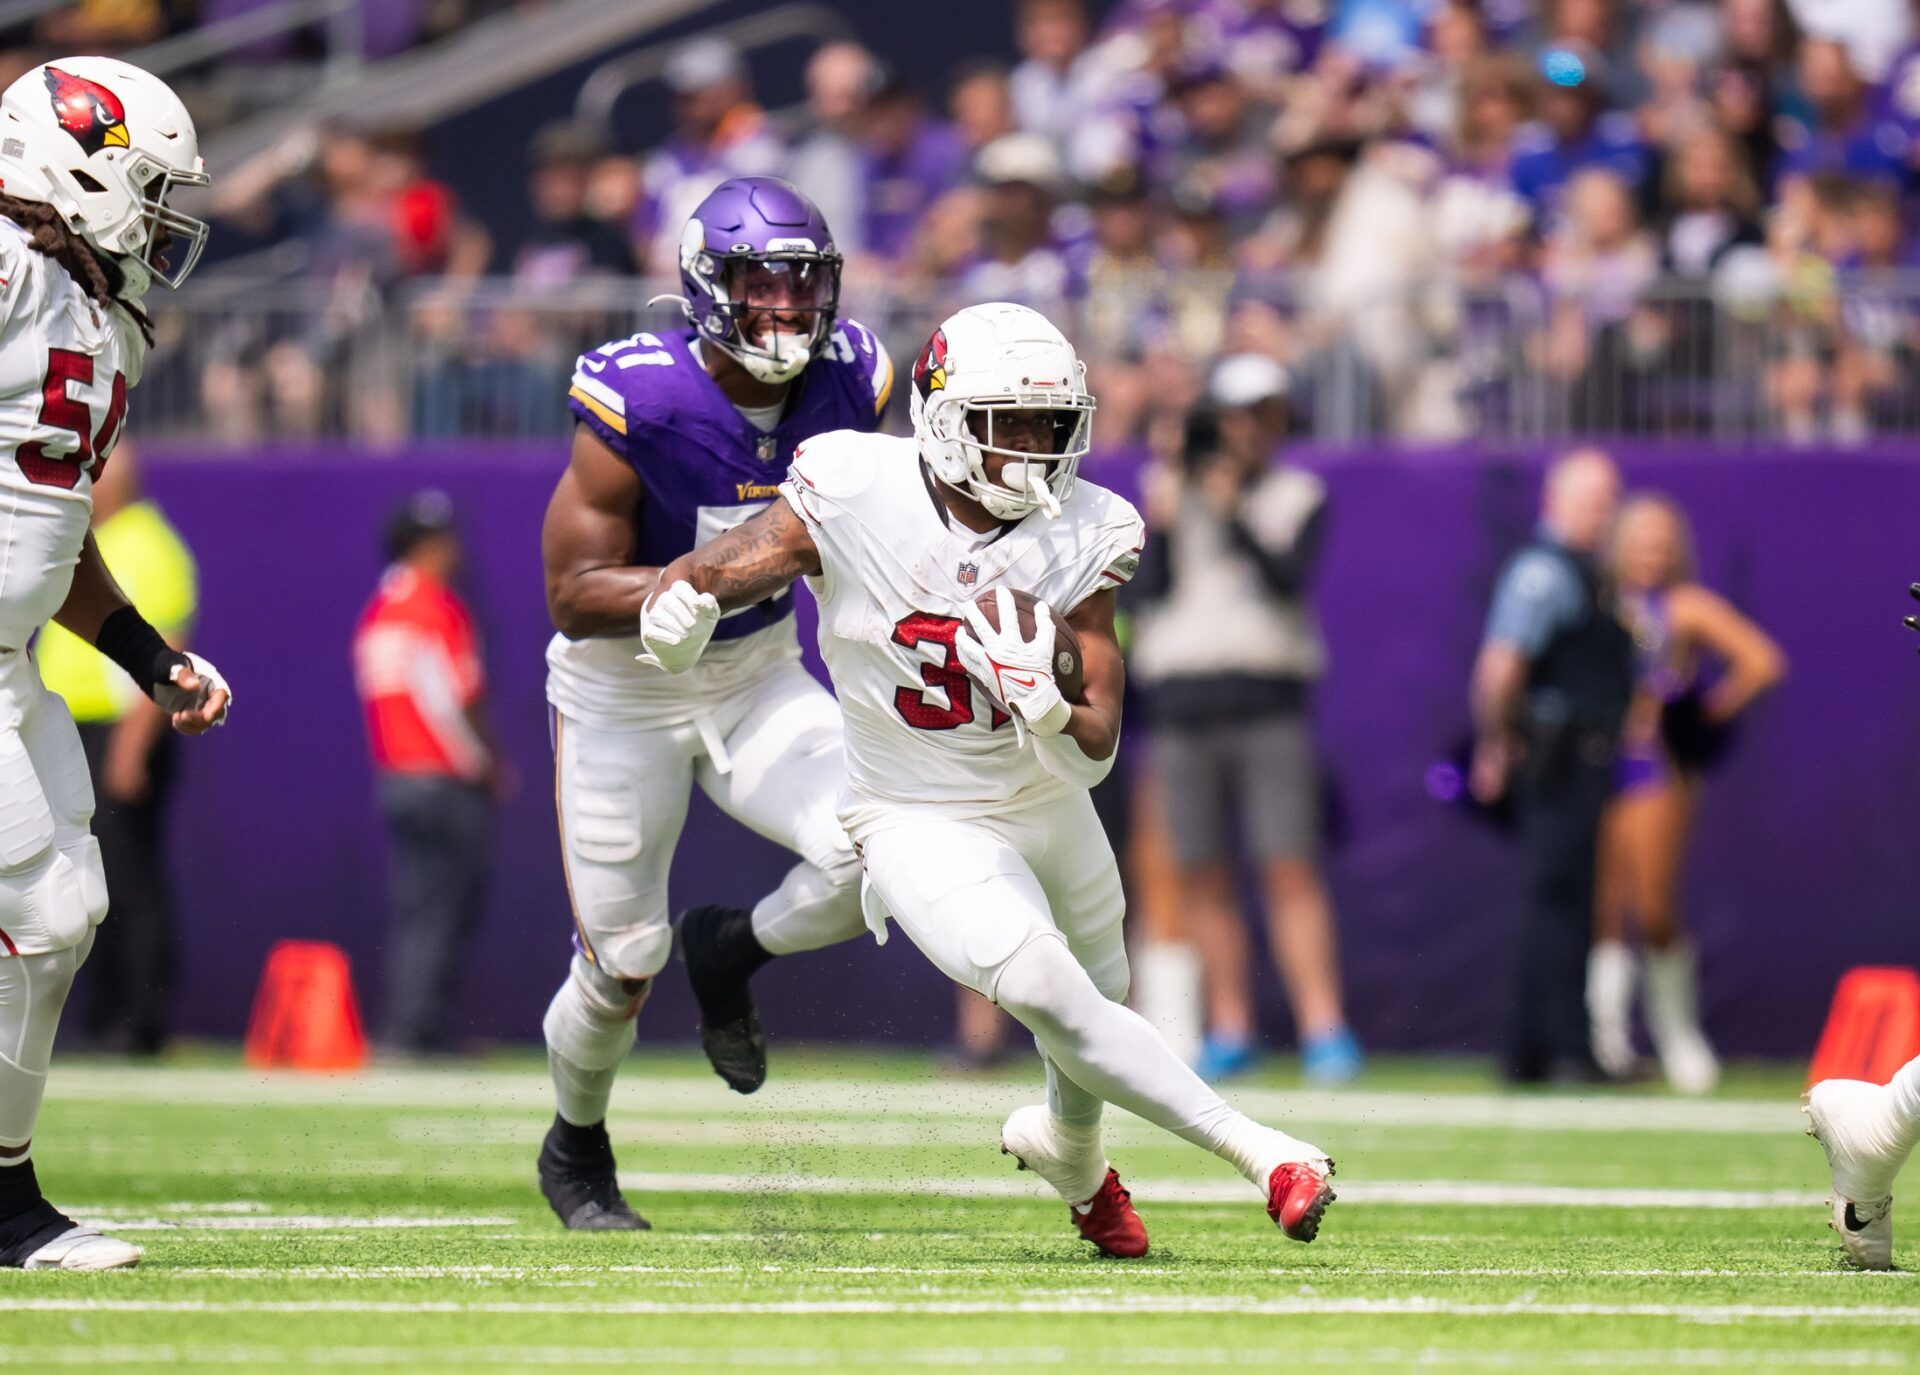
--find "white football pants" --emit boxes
[860,792,1324,1191]
[544,660,865,1125]
[0,651,107,1167]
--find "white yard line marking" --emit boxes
[1,1298,1918,1322]
[613,1170,1824,1210]
[42,1065,1805,1133]
[152,1263,1918,1281]
[0,1348,1910,1369]
[65,1215,515,1232]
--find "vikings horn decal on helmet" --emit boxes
[44,66,128,155]
[666,175,843,386]
[907,302,1096,523]
[913,328,948,397]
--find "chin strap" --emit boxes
[1027,469,1062,519]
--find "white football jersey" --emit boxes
[0,217,147,648]
[780,430,1143,839]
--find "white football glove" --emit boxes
[637,580,720,673]
[153,651,231,726]
[957,587,1073,739]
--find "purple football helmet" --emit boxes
[674,176,843,384]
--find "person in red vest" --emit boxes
[352,491,507,1055]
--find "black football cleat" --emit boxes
[538,1117,650,1231]
[680,904,770,1095]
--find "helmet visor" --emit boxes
[719,251,841,369]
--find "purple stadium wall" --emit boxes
[130,441,1920,1058]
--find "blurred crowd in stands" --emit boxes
[13,0,1920,443]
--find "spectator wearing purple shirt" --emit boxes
[1192,0,1327,103]
[858,80,969,265]
[629,38,786,276]
[1507,44,1655,226]
[1159,61,1278,234]
[1775,38,1909,190]
[1833,178,1920,435]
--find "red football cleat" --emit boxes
[1266,1159,1336,1242]
[1072,1168,1149,1258]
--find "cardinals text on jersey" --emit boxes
[779,429,1143,841]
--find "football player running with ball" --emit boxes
[638,303,1336,1258]
[1799,582,1920,1270]
[0,58,230,1271]
[537,177,891,1229]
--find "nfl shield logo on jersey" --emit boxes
[957,561,979,586]
[756,434,778,462]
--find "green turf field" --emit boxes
[3,1049,1914,1373]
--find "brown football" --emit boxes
[972,587,1086,703]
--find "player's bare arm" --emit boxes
[542,426,662,639]
[53,533,229,735]
[1061,589,1124,762]
[660,498,821,612]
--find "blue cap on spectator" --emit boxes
[1539,44,1610,95]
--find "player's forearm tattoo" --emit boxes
[690,505,815,611]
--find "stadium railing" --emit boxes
[136,269,1920,446]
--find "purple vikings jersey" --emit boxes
[566,318,893,644]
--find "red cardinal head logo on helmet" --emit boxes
[44,67,129,157]
[913,327,949,399]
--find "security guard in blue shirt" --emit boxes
[1471,450,1635,1084]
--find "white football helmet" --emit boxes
[0,57,210,292]
[908,302,1095,521]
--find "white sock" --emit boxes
[1587,941,1635,1074]
[1644,945,1718,1093]
[995,938,1325,1194]
[0,943,84,1165]
[750,860,866,957]
[1042,1055,1107,1205]
[542,961,649,1127]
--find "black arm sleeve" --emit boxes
[94,605,188,697]
[1225,497,1328,598]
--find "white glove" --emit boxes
[153,651,231,725]
[638,580,720,673]
[957,588,1073,739]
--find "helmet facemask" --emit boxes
[116,150,209,289]
[949,395,1093,520]
[682,232,843,384]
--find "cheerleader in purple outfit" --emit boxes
[1589,494,1786,1092]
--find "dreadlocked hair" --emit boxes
[0,195,154,347]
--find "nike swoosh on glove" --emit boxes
[957,587,1073,739]
[638,581,720,674]
[152,652,232,724]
